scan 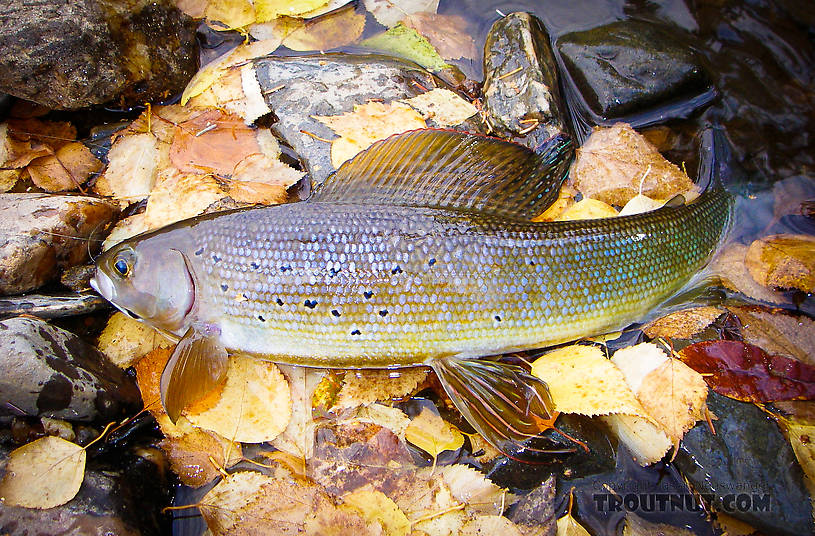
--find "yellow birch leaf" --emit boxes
[342,489,411,536]
[94,131,166,206]
[642,305,725,340]
[617,193,666,216]
[442,464,514,515]
[351,403,412,440]
[143,170,227,230]
[400,88,477,127]
[186,355,292,443]
[255,0,330,21]
[745,234,815,293]
[97,311,174,368]
[271,365,325,459]
[27,141,103,192]
[405,407,464,457]
[313,101,427,168]
[530,345,650,418]
[554,198,619,221]
[783,419,815,495]
[710,243,787,305]
[556,511,592,536]
[611,343,669,394]
[102,212,149,251]
[532,184,577,222]
[204,0,255,30]
[0,168,21,192]
[712,512,761,536]
[0,436,86,509]
[600,413,671,465]
[333,368,429,410]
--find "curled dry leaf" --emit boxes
[405,407,464,457]
[97,311,174,368]
[313,101,427,168]
[187,355,293,443]
[642,305,726,340]
[401,12,477,61]
[0,436,86,509]
[678,340,815,402]
[744,234,815,293]
[400,88,478,127]
[571,123,694,206]
[530,345,650,418]
[26,141,103,192]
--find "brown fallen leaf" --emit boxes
[0,436,86,509]
[363,0,439,28]
[204,0,255,30]
[643,305,726,340]
[93,131,168,206]
[158,416,243,488]
[709,243,787,304]
[0,168,22,192]
[143,169,228,229]
[331,368,429,410]
[401,13,477,61]
[727,305,815,366]
[97,311,174,368]
[255,0,331,21]
[571,123,694,206]
[282,4,366,51]
[744,234,815,292]
[26,141,103,192]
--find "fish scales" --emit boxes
[171,189,731,367]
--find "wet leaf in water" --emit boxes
[400,88,478,127]
[0,436,86,509]
[255,0,331,21]
[401,12,477,61]
[405,406,464,458]
[744,234,815,293]
[780,418,815,507]
[282,4,366,51]
[442,464,514,514]
[176,0,207,18]
[709,243,787,305]
[342,489,411,536]
[204,0,255,30]
[617,192,665,216]
[97,311,174,368]
[271,365,325,459]
[678,340,815,402]
[571,123,694,206]
[362,24,450,73]
[363,0,439,28]
[460,515,524,535]
[554,198,618,220]
[143,170,229,229]
[642,305,726,340]
[623,513,696,535]
[600,413,671,466]
[727,305,815,366]
[313,101,427,167]
[329,368,429,410]
[186,355,292,443]
[94,132,167,206]
[351,403,412,440]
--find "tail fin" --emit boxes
[431,356,578,461]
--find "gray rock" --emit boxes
[0,292,109,320]
[252,54,446,187]
[0,193,117,295]
[509,476,556,536]
[0,316,141,421]
[0,0,198,110]
[482,12,570,150]
[557,20,713,126]
[0,446,171,535]
[674,391,812,536]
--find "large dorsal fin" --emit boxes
[310,129,573,220]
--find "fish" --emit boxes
[90,128,733,458]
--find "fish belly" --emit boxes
[186,195,730,367]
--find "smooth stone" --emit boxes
[0,193,117,295]
[482,12,570,150]
[252,54,468,187]
[0,0,197,110]
[0,316,141,421]
[674,391,812,536]
[557,20,712,121]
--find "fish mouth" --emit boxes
[89,272,114,302]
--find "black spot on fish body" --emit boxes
[194,247,204,256]
[495,315,502,322]
[363,291,373,299]
[258,315,265,322]
[250,262,260,270]
[529,260,536,266]
[351,329,361,335]
[379,309,388,317]
[280,265,292,272]
[304,299,318,309]
[331,309,341,317]
[221,284,228,292]
[391,265,403,274]
[212,254,221,263]
[328,267,341,277]
[276,298,284,306]
[428,258,436,266]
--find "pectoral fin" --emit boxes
[160,323,229,423]
[431,356,576,460]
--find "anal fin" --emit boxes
[431,356,577,460]
[160,323,229,423]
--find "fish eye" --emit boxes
[113,258,129,277]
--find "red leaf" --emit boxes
[678,340,815,402]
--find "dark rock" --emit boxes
[674,391,812,536]
[0,316,141,421]
[0,446,171,536]
[508,475,557,536]
[0,193,117,295]
[557,20,714,131]
[0,292,109,320]
[482,12,570,150]
[0,0,198,110]
[252,54,474,186]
